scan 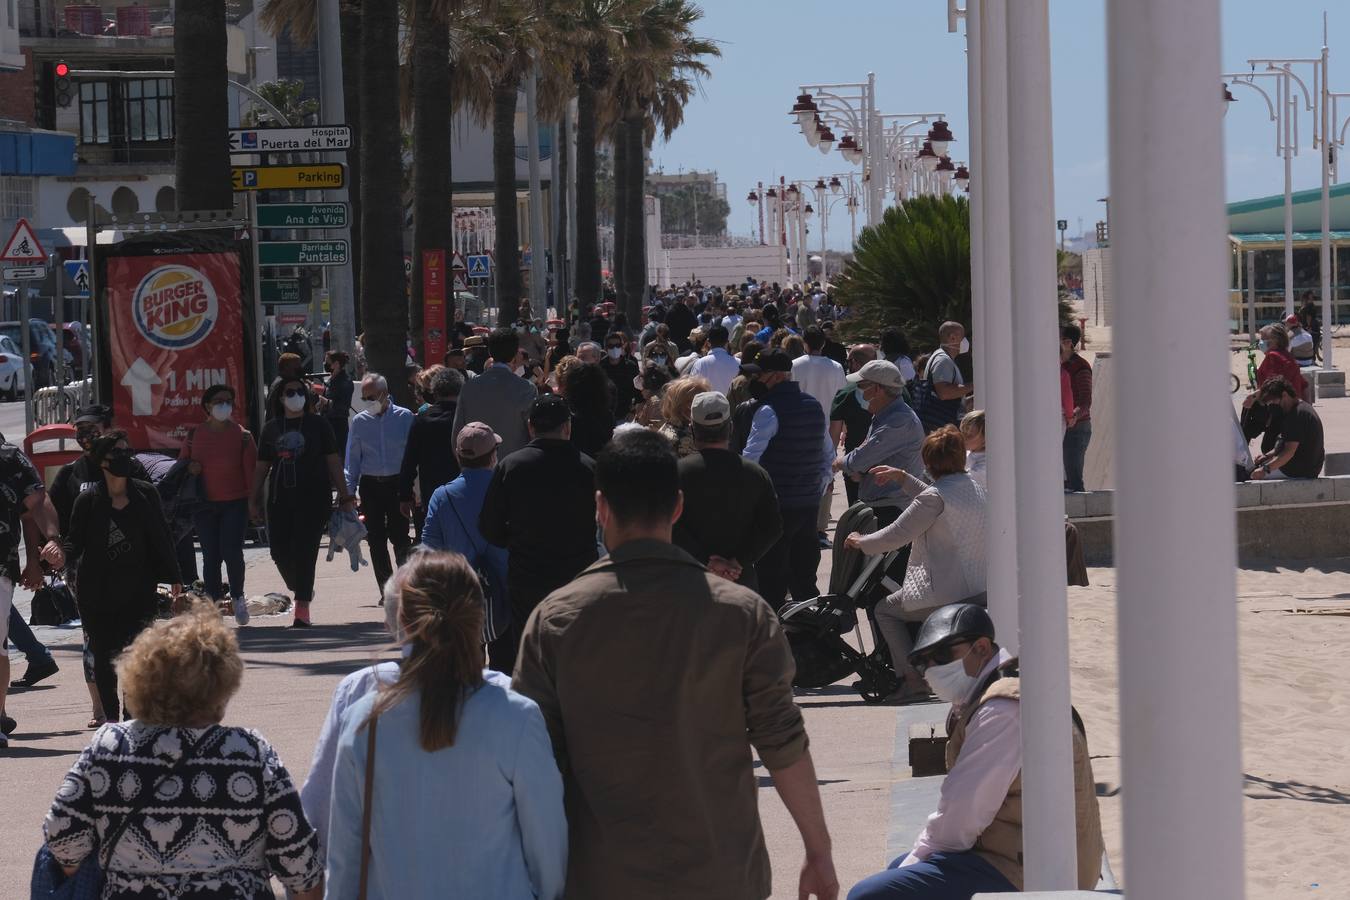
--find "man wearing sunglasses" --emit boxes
[848,604,1104,899]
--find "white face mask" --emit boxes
[959,337,971,355]
[209,402,233,422]
[651,355,667,367]
[608,347,623,361]
[923,657,980,703]
[283,394,307,413]
[359,397,384,415]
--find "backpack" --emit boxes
[911,350,964,434]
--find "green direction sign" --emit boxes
[258,203,348,229]
[258,240,349,266]
[260,279,306,305]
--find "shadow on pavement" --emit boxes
[1245,773,1350,805]
[235,620,389,654]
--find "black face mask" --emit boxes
[748,380,770,401]
[76,427,100,450]
[104,451,133,477]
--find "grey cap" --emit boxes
[847,358,905,389]
[909,603,996,665]
[690,391,730,426]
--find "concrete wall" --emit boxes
[656,244,787,288]
[1082,246,1112,327]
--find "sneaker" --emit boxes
[817,532,832,550]
[1,713,14,735]
[0,731,8,748]
[11,656,59,687]
[291,602,311,628]
[232,596,250,627]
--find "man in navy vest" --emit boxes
[743,349,834,610]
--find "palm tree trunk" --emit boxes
[556,114,570,310]
[340,0,363,331]
[411,0,451,360]
[492,75,524,324]
[612,122,628,313]
[172,1,230,210]
[573,79,600,307]
[360,0,410,405]
[622,111,647,322]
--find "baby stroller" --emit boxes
[779,502,908,703]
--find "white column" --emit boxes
[1005,0,1077,889]
[1109,0,1246,896]
[316,0,355,355]
[980,0,1017,653]
[1321,45,1335,367]
[867,72,883,227]
[1283,76,1295,316]
[967,0,987,403]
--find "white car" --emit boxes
[0,334,27,400]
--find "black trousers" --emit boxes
[87,615,153,722]
[756,506,822,611]
[268,497,328,606]
[843,476,861,508]
[359,476,411,595]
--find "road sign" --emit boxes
[258,240,349,266]
[1057,219,1068,232]
[0,218,46,263]
[64,260,90,296]
[451,252,466,271]
[467,254,492,279]
[257,202,348,229]
[229,125,352,153]
[231,163,345,192]
[276,313,308,326]
[3,265,45,280]
[260,278,307,305]
[453,274,469,292]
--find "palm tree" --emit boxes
[173,1,231,210]
[611,120,628,307]
[409,0,452,355]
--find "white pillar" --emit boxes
[1005,0,1077,889]
[1108,0,1246,896]
[980,0,1017,653]
[317,0,354,354]
[866,72,883,227]
[1321,44,1335,367]
[967,0,985,395]
[1283,77,1295,316]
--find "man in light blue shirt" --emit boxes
[686,324,739,393]
[836,359,926,528]
[345,372,415,595]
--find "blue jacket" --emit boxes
[759,381,828,509]
[422,468,511,641]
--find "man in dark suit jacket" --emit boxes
[665,292,700,354]
[451,328,539,458]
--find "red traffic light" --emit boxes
[54,62,69,77]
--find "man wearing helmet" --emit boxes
[848,604,1104,899]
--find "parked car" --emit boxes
[0,334,27,400]
[0,319,56,388]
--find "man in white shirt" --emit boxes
[848,604,1105,898]
[1286,313,1316,367]
[792,326,847,544]
[687,325,739,393]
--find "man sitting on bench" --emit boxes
[847,604,1104,899]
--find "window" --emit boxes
[0,176,34,219]
[78,79,174,146]
[125,78,173,142]
[79,81,110,145]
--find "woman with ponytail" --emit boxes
[324,550,566,900]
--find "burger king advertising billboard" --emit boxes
[99,240,255,449]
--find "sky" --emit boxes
[653,0,1349,251]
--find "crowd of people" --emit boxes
[7,280,1121,898]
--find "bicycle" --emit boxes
[1230,342,1258,394]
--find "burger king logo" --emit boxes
[133,265,219,349]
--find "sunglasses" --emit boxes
[283,388,307,398]
[914,640,970,674]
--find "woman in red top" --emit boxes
[187,384,258,625]
[1255,323,1307,398]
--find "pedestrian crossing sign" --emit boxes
[0,218,46,263]
[467,254,492,279]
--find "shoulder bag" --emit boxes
[358,716,378,900]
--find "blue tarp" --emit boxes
[0,130,76,176]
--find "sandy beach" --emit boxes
[1070,563,1350,898]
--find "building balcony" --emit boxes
[19,0,174,48]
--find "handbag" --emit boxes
[31,727,211,900]
[28,573,79,626]
[357,716,378,900]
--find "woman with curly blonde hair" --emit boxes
[42,602,324,899]
[658,375,712,458]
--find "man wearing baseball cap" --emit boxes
[742,349,834,609]
[673,392,781,589]
[849,603,1104,898]
[479,394,597,671]
[836,359,926,528]
[420,421,512,667]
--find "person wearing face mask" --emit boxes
[848,604,1104,899]
[64,431,182,721]
[686,324,739,394]
[453,327,541,459]
[322,351,355,461]
[599,332,639,421]
[843,426,987,702]
[915,321,974,433]
[185,385,258,625]
[253,377,354,627]
[345,373,415,599]
[641,337,676,379]
[50,406,151,536]
[829,346,879,508]
[835,359,926,529]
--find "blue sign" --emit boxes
[63,260,90,296]
[467,254,492,279]
[240,131,259,150]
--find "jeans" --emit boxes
[6,606,53,662]
[847,850,1016,899]
[193,499,249,600]
[1063,420,1092,493]
[756,506,821,611]
[268,496,328,606]
[358,476,411,595]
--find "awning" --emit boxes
[1228,230,1350,247]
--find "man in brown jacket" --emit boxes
[848,604,1104,898]
[513,429,838,900]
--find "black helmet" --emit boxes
[908,603,996,665]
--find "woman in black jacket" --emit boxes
[64,431,181,722]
